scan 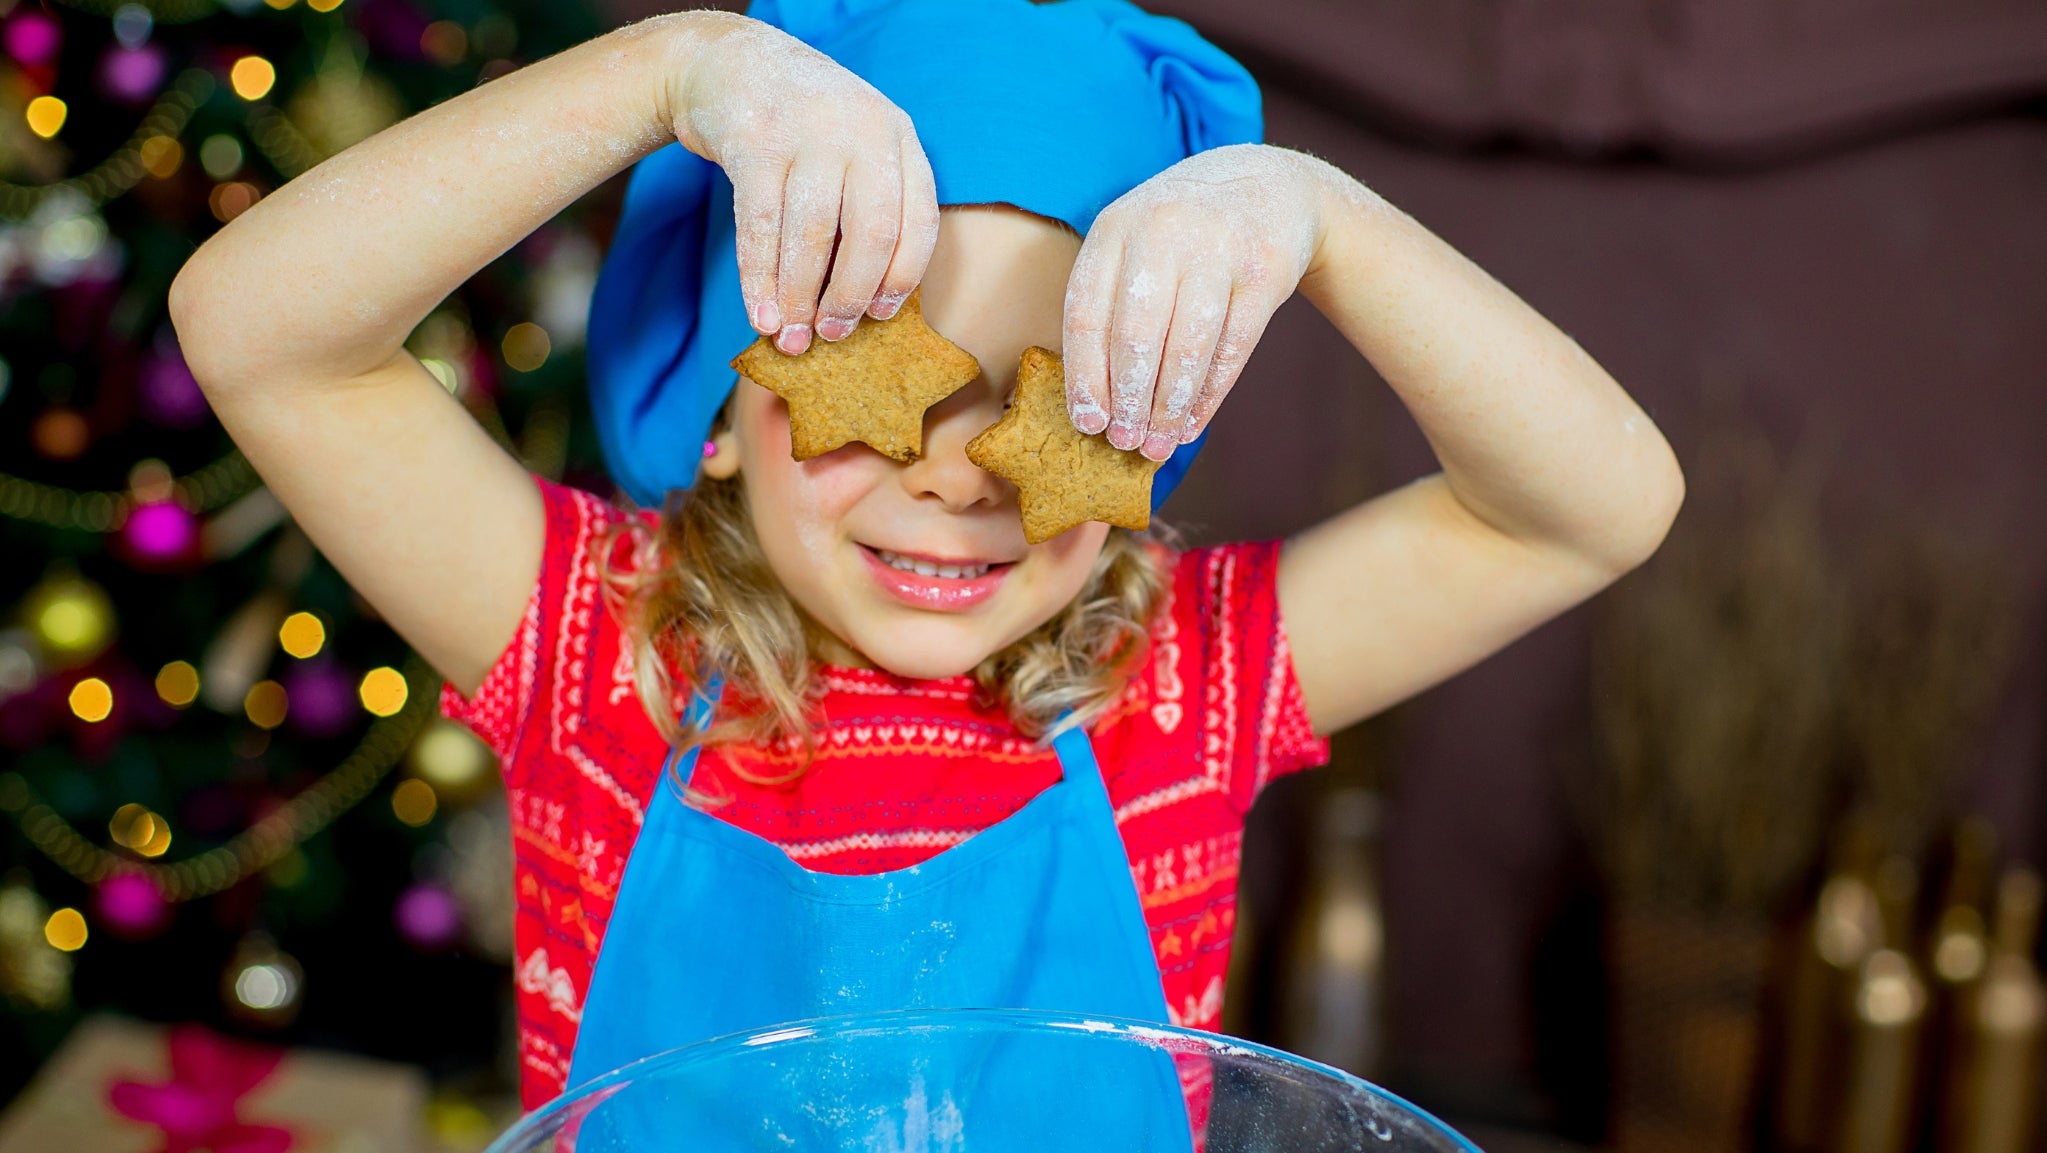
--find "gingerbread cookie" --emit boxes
[729,290,982,462]
[966,346,1164,544]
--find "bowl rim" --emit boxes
[487,1007,1485,1153]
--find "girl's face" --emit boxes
[705,204,1110,679]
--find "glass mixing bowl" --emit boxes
[485,1008,1482,1152]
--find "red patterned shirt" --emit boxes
[443,476,1329,1109]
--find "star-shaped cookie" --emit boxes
[729,290,982,462]
[966,346,1164,544]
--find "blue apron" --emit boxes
[561,695,1196,1150]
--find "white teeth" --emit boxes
[876,549,990,580]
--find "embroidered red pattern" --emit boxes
[442,477,1330,1108]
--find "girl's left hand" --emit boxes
[1062,144,1331,460]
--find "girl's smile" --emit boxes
[858,544,1018,611]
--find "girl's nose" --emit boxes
[902,384,1009,513]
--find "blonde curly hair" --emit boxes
[600,426,1173,786]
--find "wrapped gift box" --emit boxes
[0,1015,430,1152]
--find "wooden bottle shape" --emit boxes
[1777,818,1884,1153]
[1929,820,1998,992]
[1277,787,1384,1077]
[1921,819,1996,1149]
[1831,857,1927,1153]
[1942,867,2044,1153]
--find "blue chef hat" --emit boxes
[585,0,1263,513]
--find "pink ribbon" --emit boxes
[106,1024,295,1153]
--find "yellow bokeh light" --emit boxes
[230,56,277,101]
[140,135,184,179]
[307,0,345,10]
[391,778,437,826]
[263,0,297,10]
[244,680,289,730]
[25,96,66,139]
[138,821,171,858]
[501,323,551,372]
[44,908,87,952]
[68,678,113,723]
[31,578,115,662]
[360,667,408,717]
[110,804,171,858]
[110,803,152,849]
[156,660,200,708]
[279,612,326,659]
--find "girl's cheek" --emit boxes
[785,451,880,525]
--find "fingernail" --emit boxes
[753,300,781,334]
[817,315,854,342]
[870,292,905,320]
[776,324,812,355]
[1071,402,1109,436]
[1141,433,1176,461]
[1179,423,1204,445]
[1107,421,1142,451]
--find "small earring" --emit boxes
[702,439,719,459]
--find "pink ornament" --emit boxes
[394,883,464,951]
[3,12,60,67]
[99,44,166,104]
[122,500,197,564]
[96,872,173,939]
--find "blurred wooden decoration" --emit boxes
[1831,858,1927,1153]
[1276,786,1384,1077]
[1775,817,1884,1153]
[1582,424,1840,1153]
[1917,819,1998,1150]
[1583,425,1841,916]
[1839,533,2014,864]
[1607,908,1774,1153]
[1927,820,1999,996]
[1941,867,2044,1153]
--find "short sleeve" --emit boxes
[438,474,652,772]
[1170,541,1330,813]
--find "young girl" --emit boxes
[168,0,1682,1122]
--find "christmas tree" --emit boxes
[1,0,620,1139]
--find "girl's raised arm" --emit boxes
[1061,146,1685,734]
[169,13,937,695]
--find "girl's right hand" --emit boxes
[668,18,939,356]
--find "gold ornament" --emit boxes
[408,719,497,802]
[22,567,116,669]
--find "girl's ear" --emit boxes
[699,425,742,481]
